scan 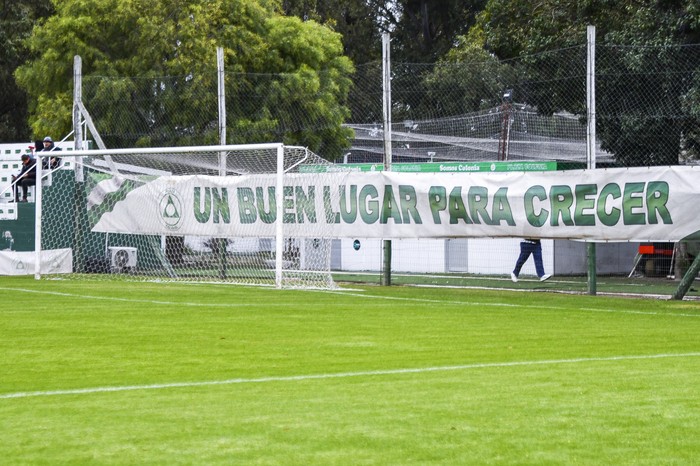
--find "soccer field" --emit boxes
[1,276,699,464]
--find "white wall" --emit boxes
[335,237,636,276]
[0,142,74,203]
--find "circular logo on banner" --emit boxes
[159,189,184,231]
[353,239,361,251]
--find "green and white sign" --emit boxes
[91,166,700,242]
[300,161,557,173]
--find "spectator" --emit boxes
[11,154,37,202]
[39,136,62,169]
[511,238,551,282]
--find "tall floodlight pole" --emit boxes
[586,25,597,295]
[381,32,392,286]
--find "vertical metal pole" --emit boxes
[74,58,83,152]
[216,47,228,278]
[586,25,597,295]
[381,33,392,286]
[34,151,43,279]
[73,55,86,273]
[587,26,596,171]
[275,144,284,288]
[217,47,227,172]
[73,56,84,177]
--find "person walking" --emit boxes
[511,238,551,282]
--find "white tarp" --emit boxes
[91,166,700,242]
[0,248,72,275]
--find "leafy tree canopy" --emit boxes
[15,0,354,158]
[0,0,54,142]
[371,0,488,63]
[281,0,382,64]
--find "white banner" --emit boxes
[91,166,700,242]
[0,248,72,275]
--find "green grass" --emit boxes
[336,271,699,298]
[1,276,700,464]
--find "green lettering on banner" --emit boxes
[448,187,472,225]
[194,187,210,223]
[359,185,380,224]
[237,187,256,224]
[646,181,672,224]
[467,186,491,225]
[428,186,447,224]
[295,186,317,224]
[256,186,276,224]
[550,185,574,226]
[211,187,230,224]
[340,185,358,223]
[525,186,548,227]
[574,184,596,226]
[399,185,422,224]
[283,186,295,224]
[623,182,645,225]
[323,186,340,224]
[491,187,515,226]
[597,183,621,227]
[381,185,402,224]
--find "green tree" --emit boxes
[0,0,53,142]
[281,0,382,64]
[15,0,355,159]
[375,0,488,63]
[420,27,516,117]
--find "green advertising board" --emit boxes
[300,161,557,173]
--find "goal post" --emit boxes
[34,143,348,289]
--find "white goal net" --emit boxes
[35,143,350,289]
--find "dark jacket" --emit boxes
[17,156,37,180]
[38,142,62,169]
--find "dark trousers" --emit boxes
[15,177,36,201]
[513,240,545,278]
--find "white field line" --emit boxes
[319,290,700,318]
[2,286,700,317]
[0,287,267,308]
[2,352,699,400]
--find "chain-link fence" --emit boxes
[77,41,700,296]
[348,44,700,168]
[83,68,354,160]
[348,54,595,165]
[82,43,700,166]
[597,44,700,166]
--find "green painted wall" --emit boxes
[0,203,35,251]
